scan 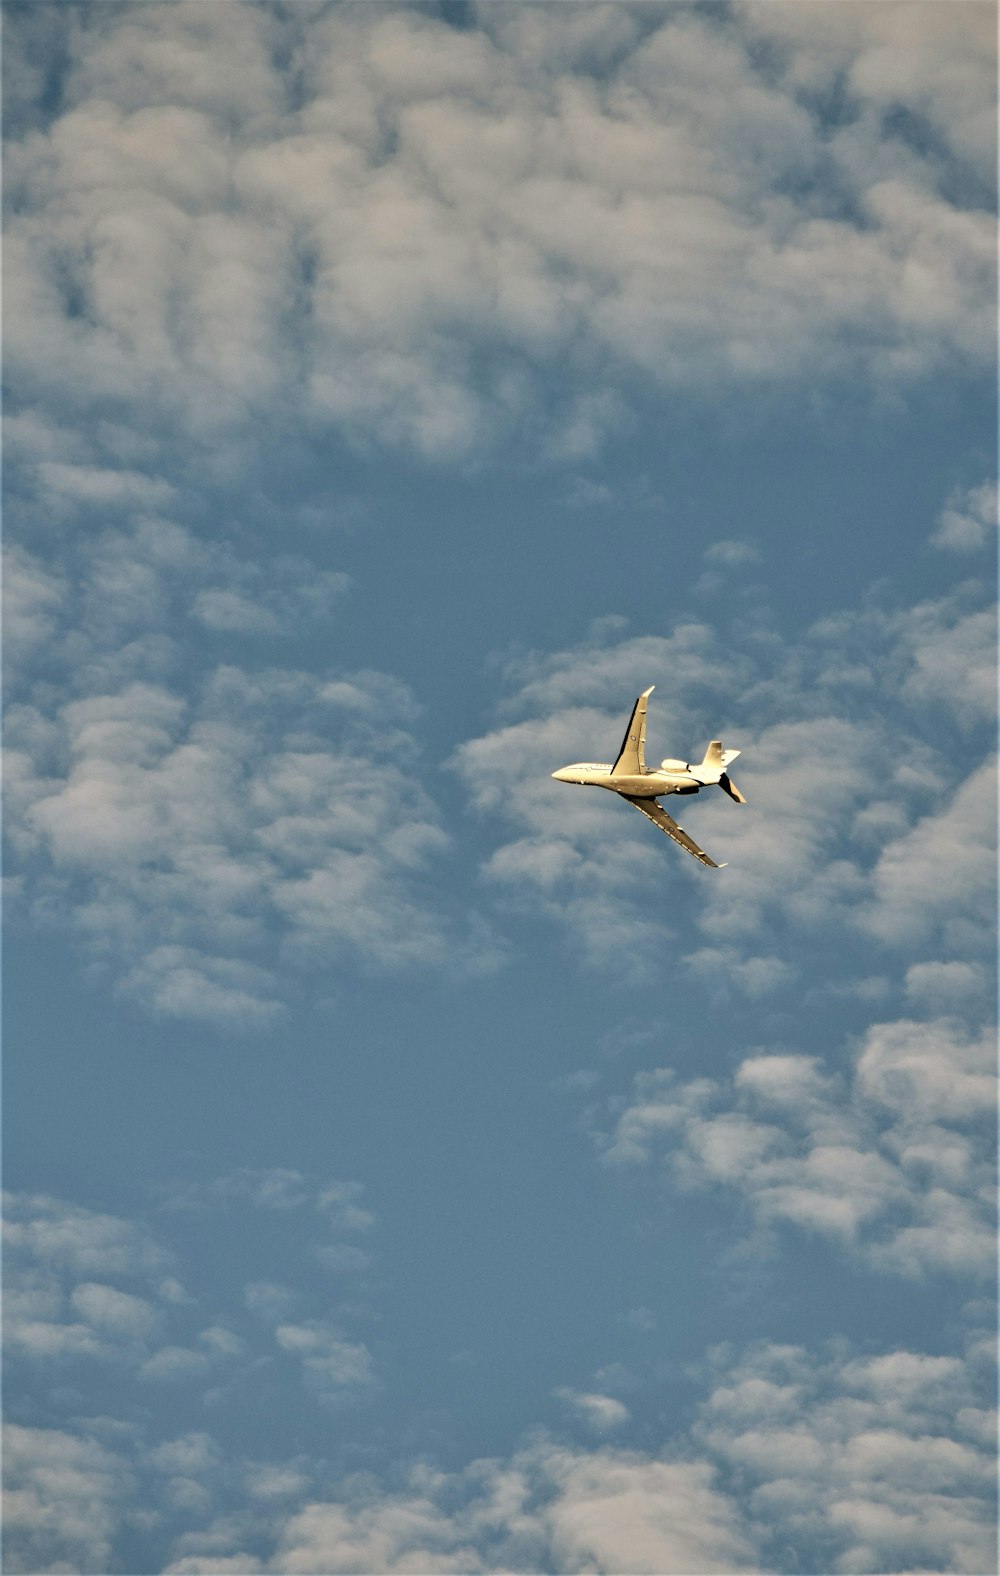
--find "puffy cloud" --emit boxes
[809,586,997,728]
[455,555,994,984]
[904,960,992,1010]
[596,1017,996,1279]
[8,664,494,1021]
[2,1190,170,1281]
[139,1344,213,1384]
[931,480,997,553]
[4,1201,994,1576]
[248,1444,754,1576]
[274,1321,375,1398]
[155,1335,993,1576]
[3,1194,183,1378]
[5,1,994,467]
[1,545,66,663]
[555,1388,631,1433]
[4,1182,377,1405]
[683,947,798,998]
[70,1281,160,1342]
[737,0,997,184]
[693,1336,997,1576]
[1,1424,132,1576]
[861,759,997,950]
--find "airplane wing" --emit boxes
[621,795,726,869]
[610,686,654,777]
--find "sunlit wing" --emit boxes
[610,686,654,777]
[622,795,726,869]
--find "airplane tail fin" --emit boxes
[701,741,740,771]
[698,742,746,803]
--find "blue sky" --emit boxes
[3,3,996,1573]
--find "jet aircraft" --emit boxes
[551,687,745,869]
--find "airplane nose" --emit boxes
[552,768,568,781]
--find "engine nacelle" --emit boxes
[660,758,690,771]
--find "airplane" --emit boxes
[551,686,745,869]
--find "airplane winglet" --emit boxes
[611,688,654,777]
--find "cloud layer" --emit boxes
[6,1,995,465]
[596,1014,996,1279]
[5,1175,994,1576]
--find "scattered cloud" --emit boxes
[3,1182,378,1408]
[274,1322,375,1400]
[7,665,495,1022]
[5,1179,994,1574]
[595,1017,996,1279]
[2,1424,133,1576]
[692,1335,997,1576]
[860,758,997,950]
[8,1329,991,1576]
[3,11,996,1576]
[556,1387,631,1433]
[704,540,760,569]
[456,554,995,988]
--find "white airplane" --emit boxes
[551,686,745,869]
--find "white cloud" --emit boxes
[455,550,994,984]
[2,1190,169,1281]
[245,1464,310,1502]
[191,588,281,635]
[253,1444,754,1576]
[2,1425,132,1576]
[596,1017,996,1279]
[693,1336,998,1576]
[139,1344,213,1384]
[315,1182,376,1235]
[810,587,997,728]
[861,758,997,950]
[556,1387,631,1433]
[737,0,997,184]
[4,1347,992,1576]
[5,2,994,467]
[274,1321,375,1397]
[154,1332,994,1575]
[37,459,176,514]
[704,538,760,568]
[8,665,495,1021]
[70,1281,160,1342]
[244,1281,298,1325]
[163,1167,311,1213]
[931,480,997,553]
[148,1432,222,1479]
[683,946,798,998]
[190,568,351,639]
[161,1171,377,1286]
[904,960,992,1009]
[2,545,66,662]
[3,1185,378,1407]
[4,1205,994,1576]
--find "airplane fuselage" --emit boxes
[551,764,703,798]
